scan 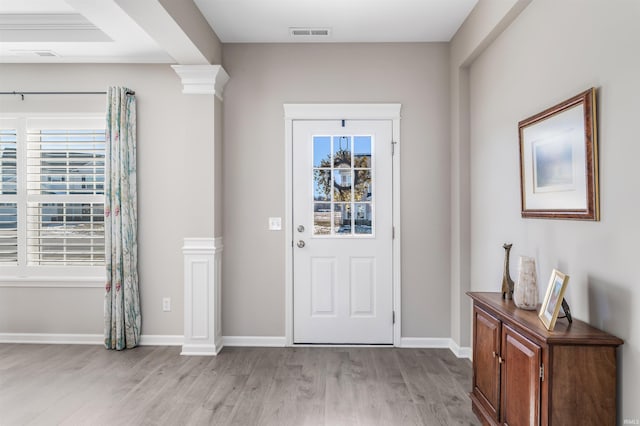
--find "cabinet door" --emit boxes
[501,325,541,426]
[473,307,501,421]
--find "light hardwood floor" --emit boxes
[0,344,480,426]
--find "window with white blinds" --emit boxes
[0,129,17,264]
[27,127,105,266]
[0,117,106,273]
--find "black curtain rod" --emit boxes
[0,90,135,100]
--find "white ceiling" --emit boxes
[0,0,477,63]
[195,0,478,43]
[0,0,172,63]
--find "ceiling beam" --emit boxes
[158,0,222,65]
[71,0,221,65]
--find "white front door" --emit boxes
[293,119,393,344]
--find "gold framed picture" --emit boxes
[518,88,599,220]
[538,269,570,331]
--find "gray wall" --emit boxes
[449,0,527,350]
[0,64,217,336]
[222,43,452,337]
[466,0,639,418]
[0,45,453,341]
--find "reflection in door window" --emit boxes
[313,203,331,235]
[312,135,373,236]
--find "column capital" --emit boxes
[171,65,230,100]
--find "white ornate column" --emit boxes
[171,64,230,99]
[173,65,229,355]
[181,238,223,355]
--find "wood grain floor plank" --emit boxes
[60,346,180,426]
[257,348,325,426]
[323,348,361,426]
[0,344,479,426]
[226,348,284,425]
[3,345,106,425]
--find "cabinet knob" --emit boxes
[498,356,505,364]
[492,351,497,358]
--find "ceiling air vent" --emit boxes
[289,27,331,38]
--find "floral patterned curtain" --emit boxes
[104,87,141,350]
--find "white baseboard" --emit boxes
[0,333,284,348]
[0,333,183,347]
[0,333,103,345]
[449,340,472,360]
[399,337,471,360]
[399,337,452,348]
[223,336,286,347]
[180,336,223,356]
[0,333,472,359]
[181,344,219,356]
[139,335,183,346]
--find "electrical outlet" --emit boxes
[162,297,171,312]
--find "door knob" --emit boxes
[297,240,306,248]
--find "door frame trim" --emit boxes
[283,103,402,346]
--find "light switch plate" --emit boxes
[268,217,282,230]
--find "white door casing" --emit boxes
[284,104,401,346]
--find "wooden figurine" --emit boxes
[502,243,514,300]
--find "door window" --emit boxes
[312,135,373,236]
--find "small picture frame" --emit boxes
[539,269,570,331]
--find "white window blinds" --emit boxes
[26,121,105,266]
[0,129,18,264]
[0,117,106,269]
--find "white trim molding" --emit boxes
[222,336,286,347]
[139,335,183,346]
[399,337,472,360]
[284,104,401,120]
[449,340,472,359]
[0,332,471,358]
[0,333,184,346]
[283,103,402,347]
[0,333,103,345]
[181,237,224,356]
[399,337,452,348]
[0,276,104,288]
[171,65,230,100]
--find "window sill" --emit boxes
[0,276,105,288]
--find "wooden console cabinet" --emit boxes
[467,292,622,426]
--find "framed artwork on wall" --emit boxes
[518,88,599,220]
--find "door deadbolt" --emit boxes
[297,225,305,233]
